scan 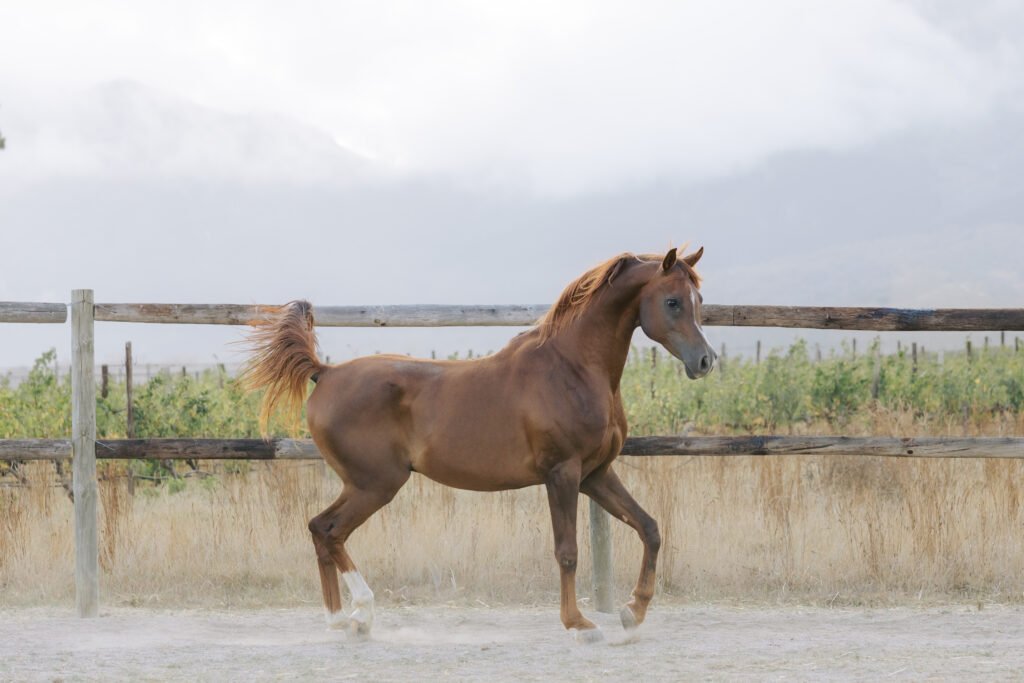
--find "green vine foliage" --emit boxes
[621,338,1024,435]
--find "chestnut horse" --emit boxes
[242,247,716,642]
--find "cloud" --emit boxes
[1,1,1020,194]
[0,81,372,187]
[353,1,1017,194]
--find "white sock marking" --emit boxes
[342,571,374,608]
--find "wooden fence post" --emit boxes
[589,498,614,613]
[650,347,657,398]
[125,342,134,438]
[71,289,99,617]
[871,347,881,400]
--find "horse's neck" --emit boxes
[551,265,652,390]
[585,310,639,390]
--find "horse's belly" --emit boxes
[417,467,543,492]
[406,381,543,490]
[412,446,543,492]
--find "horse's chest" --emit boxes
[597,407,626,458]
[535,385,622,458]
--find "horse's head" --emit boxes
[638,247,717,379]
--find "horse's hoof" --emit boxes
[347,607,373,639]
[571,626,605,644]
[325,611,350,631]
[620,605,639,631]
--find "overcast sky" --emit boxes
[2,1,1023,370]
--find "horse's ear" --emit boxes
[682,246,704,268]
[661,248,678,273]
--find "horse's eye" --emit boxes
[666,298,680,309]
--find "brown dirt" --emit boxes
[3,604,1023,681]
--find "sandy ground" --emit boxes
[2,604,1023,681]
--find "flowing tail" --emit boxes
[240,300,324,437]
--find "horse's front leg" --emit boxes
[581,465,660,631]
[544,458,603,643]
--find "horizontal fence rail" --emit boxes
[94,303,552,327]
[620,436,1024,458]
[701,306,1024,331]
[0,302,67,324]
[7,300,1024,330]
[6,436,1024,463]
[90,302,1024,330]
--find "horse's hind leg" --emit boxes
[310,494,346,630]
[581,465,660,631]
[309,476,408,636]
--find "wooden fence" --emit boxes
[3,295,1024,618]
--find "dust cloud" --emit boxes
[3,604,1024,681]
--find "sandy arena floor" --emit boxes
[2,604,1023,681]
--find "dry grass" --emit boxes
[3,409,1024,609]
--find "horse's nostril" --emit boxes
[699,355,710,372]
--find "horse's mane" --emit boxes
[536,250,701,342]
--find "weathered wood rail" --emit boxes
[93,303,553,327]
[5,436,1024,462]
[9,300,1024,332]
[3,294,1024,617]
[90,302,1024,331]
[0,301,67,324]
